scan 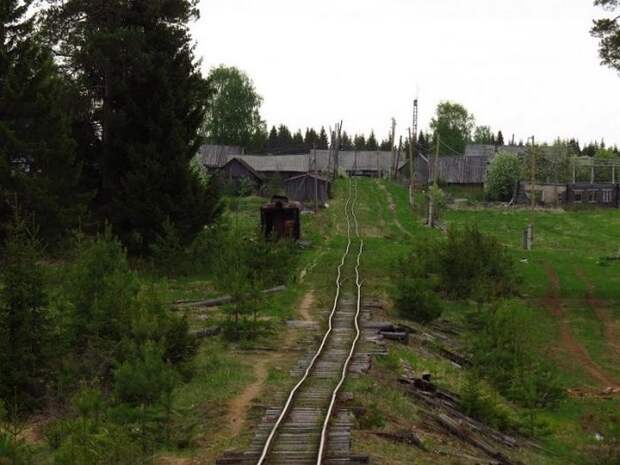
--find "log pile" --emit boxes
[399,361,521,465]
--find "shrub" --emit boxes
[485,152,521,201]
[470,302,565,409]
[439,225,519,300]
[149,217,190,276]
[0,400,33,465]
[51,388,143,465]
[0,214,50,410]
[113,341,177,407]
[355,401,386,430]
[214,223,299,340]
[396,225,519,306]
[65,228,138,348]
[394,278,442,324]
[188,224,220,273]
[460,374,518,433]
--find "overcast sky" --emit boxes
[192,0,619,146]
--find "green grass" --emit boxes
[378,180,619,464]
[49,178,612,465]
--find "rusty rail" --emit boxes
[256,178,359,465]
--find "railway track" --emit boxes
[218,178,366,465]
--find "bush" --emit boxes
[0,400,33,465]
[470,302,565,409]
[150,217,190,276]
[398,225,519,302]
[0,214,50,410]
[485,152,521,201]
[460,374,519,433]
[50,389,143,465]
[214,223,299,341]
[113,341,177,407]
[394,278,442,324]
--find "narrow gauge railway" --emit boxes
[255,178,365,465]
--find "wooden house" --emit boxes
[283,174,331,208]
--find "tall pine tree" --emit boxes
[45,0,220,253]
[1,0,86,244]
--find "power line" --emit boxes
[437,138,463,156]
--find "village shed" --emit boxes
[216,158,263,193]
[283,174,331,208]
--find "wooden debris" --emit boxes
[380,331,409,344]
[428,413,515,465]
[371,430,426,450]
[190,327,220,338]
[174,285,287,309]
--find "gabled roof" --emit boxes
[283,173,331,183]
[196,146,407,174]
[221,157,264,180]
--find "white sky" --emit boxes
[192,0,619,146]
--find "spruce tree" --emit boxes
[497,131,505,146]
[367,131,379,151]
[45,0,220,253]
[292,130,304,152]
[304,128,318,150]
[318,127,329,149]
[1,0,86,244]
[276,125,293,152]
[266,126,279,153]
[354,134,367,150]
[341,131,353,151]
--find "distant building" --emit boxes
[217,158,263,193]
[400,154,488,186]
[565,183,619,208]
[465,144,527,161]
[283,174,331,208]
[196,146,406,179]
[518,182,619,208]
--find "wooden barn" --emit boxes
[216,158,263,192]
[283,174,331,208]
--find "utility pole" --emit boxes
[394,136,402,180]
[526,135,536,250]
[409,99,419,208]
[313,145,319,212]
[428,134,440,227]
[390,118,397,179]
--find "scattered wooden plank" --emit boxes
[175,285,287,309]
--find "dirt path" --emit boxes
[544,265,619,388]
[576,269,620,357]
[376,181,413,238]
[225,290,316,437]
